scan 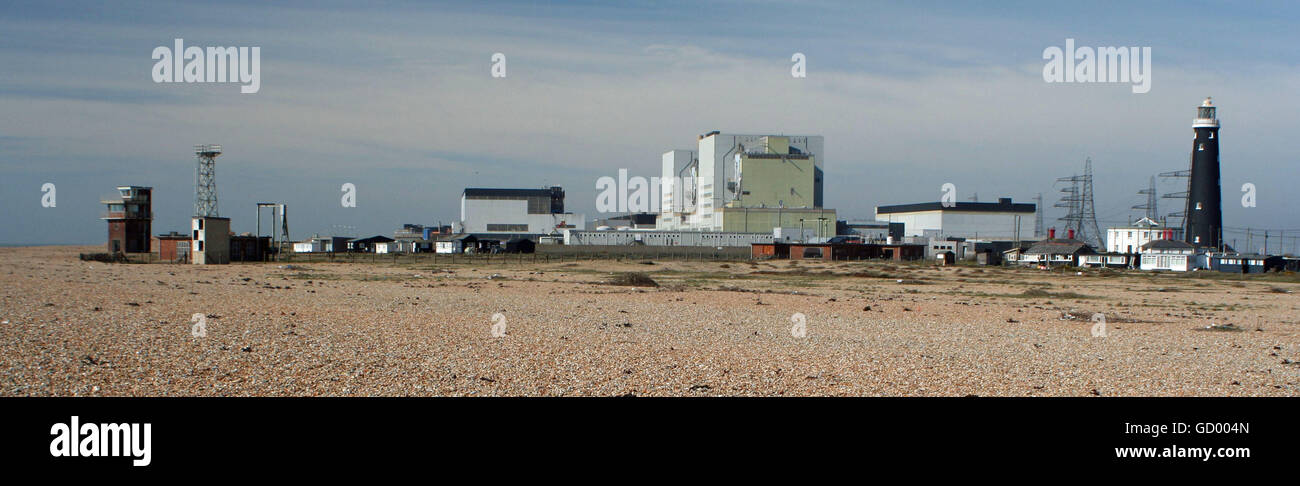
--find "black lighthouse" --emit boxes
[1185,97,1222,248]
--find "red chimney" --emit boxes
[1068,229,1075,240]
[1049,228,1056,239]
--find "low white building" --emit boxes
[1077,253,1131,268]
[1139,239,1197,271]
[435,235,477,254]
[293,236,349,253]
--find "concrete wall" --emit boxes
[736,153,816,209]
[659,149,695,230]
[876,210,943,237]
[940,211,1032,240]
[719,208,836,236]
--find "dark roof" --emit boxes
[1217,253,1282,260]
[463,188,556,198]
[350,235,395,244]
[1140,239,1195,251]
[1024,238,1095,255]
[877,199,1035,214]
[437,234,479,242]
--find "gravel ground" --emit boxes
[2,246,1298,396]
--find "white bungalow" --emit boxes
[1139,239,1197,272]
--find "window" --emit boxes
[486,224,529,232]
[802,247,824,259]
[526,196,549,214]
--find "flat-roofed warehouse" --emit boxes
[875,197,1036,241]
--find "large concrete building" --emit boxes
[875,197,1036,241]
[658,132,833,234]
[457,187,585,238]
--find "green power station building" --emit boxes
[658,132,835,238]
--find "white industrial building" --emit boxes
[875,198,1036,241]
[1106,218,1183,254]
[456,187,585,237]
[658,132,828,233]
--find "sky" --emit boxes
[1,0,1297,252]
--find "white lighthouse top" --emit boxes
[1194,97,1218,128]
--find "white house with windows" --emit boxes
[1107,217,1182,254]
[1139,239,1197,271]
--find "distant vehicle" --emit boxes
[828,235,863,244]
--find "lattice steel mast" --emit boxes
[194,144,222,217]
